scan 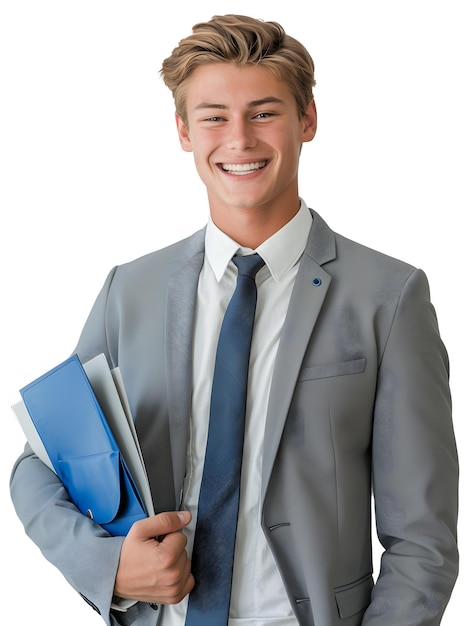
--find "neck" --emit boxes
[210,200,301,249]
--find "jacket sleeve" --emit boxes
[9,269,125,626]
[363,269,459,624]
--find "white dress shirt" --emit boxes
[162,200,312,626]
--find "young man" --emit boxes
[10,14,458,626]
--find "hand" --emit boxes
[114,511,194,604]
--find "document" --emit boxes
[82,353,154,517]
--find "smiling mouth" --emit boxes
[220,160,268,175]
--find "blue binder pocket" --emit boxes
[57,451,146,535]
[20,354,148,537]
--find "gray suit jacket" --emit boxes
[10,210,458,626]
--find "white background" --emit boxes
[1,1,468,624]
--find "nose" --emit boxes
[226,118,256,151]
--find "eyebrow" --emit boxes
[194,97,285,111]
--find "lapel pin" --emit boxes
[312,277,322,287]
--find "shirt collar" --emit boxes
[205,199,312,283]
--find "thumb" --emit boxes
[131,510,191,540]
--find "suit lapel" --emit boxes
[166,231,205,505]
[261,211,336,501]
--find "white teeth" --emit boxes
[221,161,267,175]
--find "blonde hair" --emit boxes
[160,14,316,124]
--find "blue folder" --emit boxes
[20,354,147,536]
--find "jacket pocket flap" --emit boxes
[58,451,122,524]
[298,358,366,382]
[334,573,373,619]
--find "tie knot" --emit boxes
[232,253,265,278]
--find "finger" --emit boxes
[130,511,191,540]
[158,560,195,605]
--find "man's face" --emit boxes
[176,63,316,226]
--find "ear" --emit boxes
[175,112,193,153]
[301,99,317,143]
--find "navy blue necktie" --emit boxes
[185,253,265,626]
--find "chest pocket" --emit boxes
[298,358,366,382]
